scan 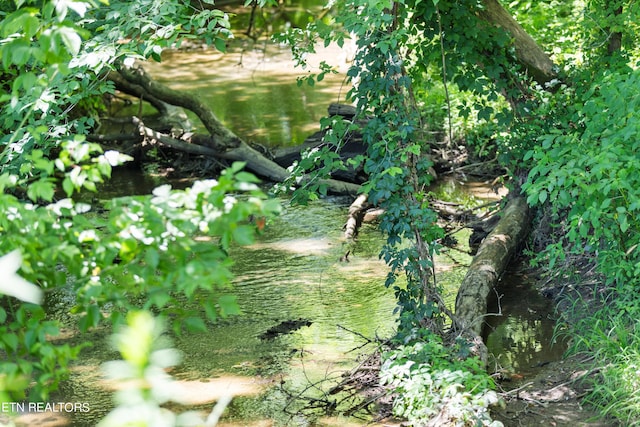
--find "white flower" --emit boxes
[223,195,237,213]
[78,229,99,242]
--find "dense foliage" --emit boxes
[0,0,279,409]
[522,60,640,425]
[279,0,524,423]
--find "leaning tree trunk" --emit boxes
[107,66,361,195]
[479,0,557,84]
[454,196,531,337]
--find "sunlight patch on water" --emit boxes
[247,237,335,255]
[171,375,267,404]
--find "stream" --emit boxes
[38,174,564,427]
[21,4,565,425]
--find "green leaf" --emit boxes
[214,37,226,52]
[2,333,19,352]
[145,249,159,269]
[538,190,548,204]
[232,225,255,245]
[204,301,217,322]
[62,177,74,197]
[119,239,139,261]
[183,316,206,332]
[385,167,404,177]
[218,295,240,317]
[79,305,102,331]
[26,179,55,202]
[619,213,630,233]
[235,171,260,183]
[149,291,170,309]
[83,180,97,192]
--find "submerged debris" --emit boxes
[259,318,313,340]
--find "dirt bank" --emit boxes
[492,354,616,426]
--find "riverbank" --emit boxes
[491,258,619,427]
[492,354,614,426]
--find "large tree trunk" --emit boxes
[479,0,557,84]
[454,196,530,336]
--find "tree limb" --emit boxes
[479,0,557,84]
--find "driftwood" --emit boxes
[344,194,370,240]
[454,196,531,337]
[129,116,361,195]
[341,194,498,244]
[104,66,361,195]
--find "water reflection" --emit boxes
[143,41,351,147]
[484,273,567,376]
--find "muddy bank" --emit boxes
[492,355,615,427]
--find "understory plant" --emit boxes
[380,330,502,427]
[0,0,280,403]
[522,57,640,424]
[0,159,279,403]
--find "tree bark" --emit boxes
[479,0,557,84]
[606,1,623,55]
[344,194,370,240]
[454,196,530,336]
[108,70,170,116]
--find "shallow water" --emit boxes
[41,193,400,426]
[27,172,566,426]
[143,40,352,148]
[484,272,567,377]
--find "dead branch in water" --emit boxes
[344,193,370,240]
[106,66,362,195]
[278,329,393,423]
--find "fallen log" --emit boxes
[454,196,531,337]
[106,66,361,195]
[131,117,361,194]
[341,196,497,244]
